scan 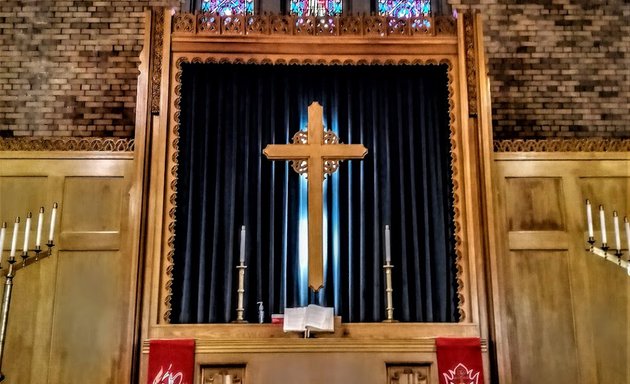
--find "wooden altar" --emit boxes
[135,9,496,384]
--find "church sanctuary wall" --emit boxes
[0,0,179,138]
[137,8,499,384]
[449,0,630,139]
[0,140,142,383]
[489,144,630,383]
[1,1,628,140]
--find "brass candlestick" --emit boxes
[233,263,248,323]
[382,262,397,323]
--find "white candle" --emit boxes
[48,202,58,243]
[10,217,20,258]
[22,212,32,253]
[0,222,6,265]
[625,217,630,253]
[36,206,44,247]
[385,225,391,264]
[239,225,246,264]
[613,211,621,251]
[585,199,594,238]
[599,205,607,245]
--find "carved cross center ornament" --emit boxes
[263,102,367,291]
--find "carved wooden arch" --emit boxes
[147,10,485,333]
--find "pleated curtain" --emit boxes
[171,63,458,323]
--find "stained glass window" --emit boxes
[201,0,254,15]
[378,0,430,18]
[290,0,343,17]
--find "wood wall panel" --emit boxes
[505,177,565,231]
[493,154,630,384]
[48,251,130,384]
[505,250,578,384]
[61,176,124,233]
[0,176,49,223]
[0,154,138,384]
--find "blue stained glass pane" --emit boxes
[290,0,342,16]
[326,0,342,15]
[202,0,253,15]
[290,0,308,16]
[378,0,431,18]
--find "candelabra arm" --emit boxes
[0,263,16,382]
[588,244,629,270]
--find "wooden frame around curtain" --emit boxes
[138,9,495,348]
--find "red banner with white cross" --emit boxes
[436,337,485,384]
[147,339,195,384]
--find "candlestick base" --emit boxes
[231,320,248,324]
[382,319,399,323]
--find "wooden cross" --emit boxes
[263,102,367,292]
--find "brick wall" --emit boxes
[0,0,178,138]
[0,1,627,139]
[451,0,629,139]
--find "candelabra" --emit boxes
[0,203,58,382]
[585,200,630,275]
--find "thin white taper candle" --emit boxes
[35,207,44,247]
[585,199,594,238]
[384,225,391,264]
[0,223,6,265]
[625,217,630,255]
[239,225,246,264]
[10,217,19,258]
[48,202,58,243]
[613,211,621,252]
[599,205,607,245]
[22,212,32,254]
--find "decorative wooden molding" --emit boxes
[493,138,630,152]
[162,55,467,323]
[463,11,477,116]
[0,137,134,152]
[388,365,429,384]
[201,366,245,384]
[150,8,165,114]
[172,12,456,37]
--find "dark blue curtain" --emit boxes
[171,63,458,323]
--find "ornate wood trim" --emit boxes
[463,11,477,116]
[162,54,467,323]
[172,12,456,37]
[0,137,134,151]
[150,8,165,114]
[493,138,630,152]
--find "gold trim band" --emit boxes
[494,138,630,152]
[0,137,134,152]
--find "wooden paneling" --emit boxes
[493,154,630,384]
[505,177,565,231]
[0,153,138,384]
[505,250,578,383]
[48,251,130,384]
[0,177,49,221]
[62,176,124,233]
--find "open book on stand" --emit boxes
[283,304,334,333]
